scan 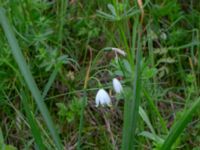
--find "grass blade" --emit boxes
[143,89,168,134]
[42,69,58,98]
[0,7,62,149]
[77,90,87,150]
[20,91,45,149]
[139,106,155,135]
[121,26,142,150]
[160,97,200,149]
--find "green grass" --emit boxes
[0,7,62,149]
[0,0,200,149]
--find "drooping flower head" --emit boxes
[112,78,123,94]
[95,89,111,107]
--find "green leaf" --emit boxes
[96,10,116,21]
[139,131,164,144]
[139,107,155,134]
[107,4,117,16]
[142,67,157,79]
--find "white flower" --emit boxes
[112,48,126,56]
[113,78,123,94]
[95,89,111,107]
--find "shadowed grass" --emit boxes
[161,97,200,149]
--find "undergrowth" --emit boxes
[0,0,200,149]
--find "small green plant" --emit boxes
[37,47,78,71]
[56,98,82,123]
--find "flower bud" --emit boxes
[113,78,123,94]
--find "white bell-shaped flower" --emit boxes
[95,89,111,107]
[113,78,123,94]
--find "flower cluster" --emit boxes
[95,47,125,107]
[95,78,123,107]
